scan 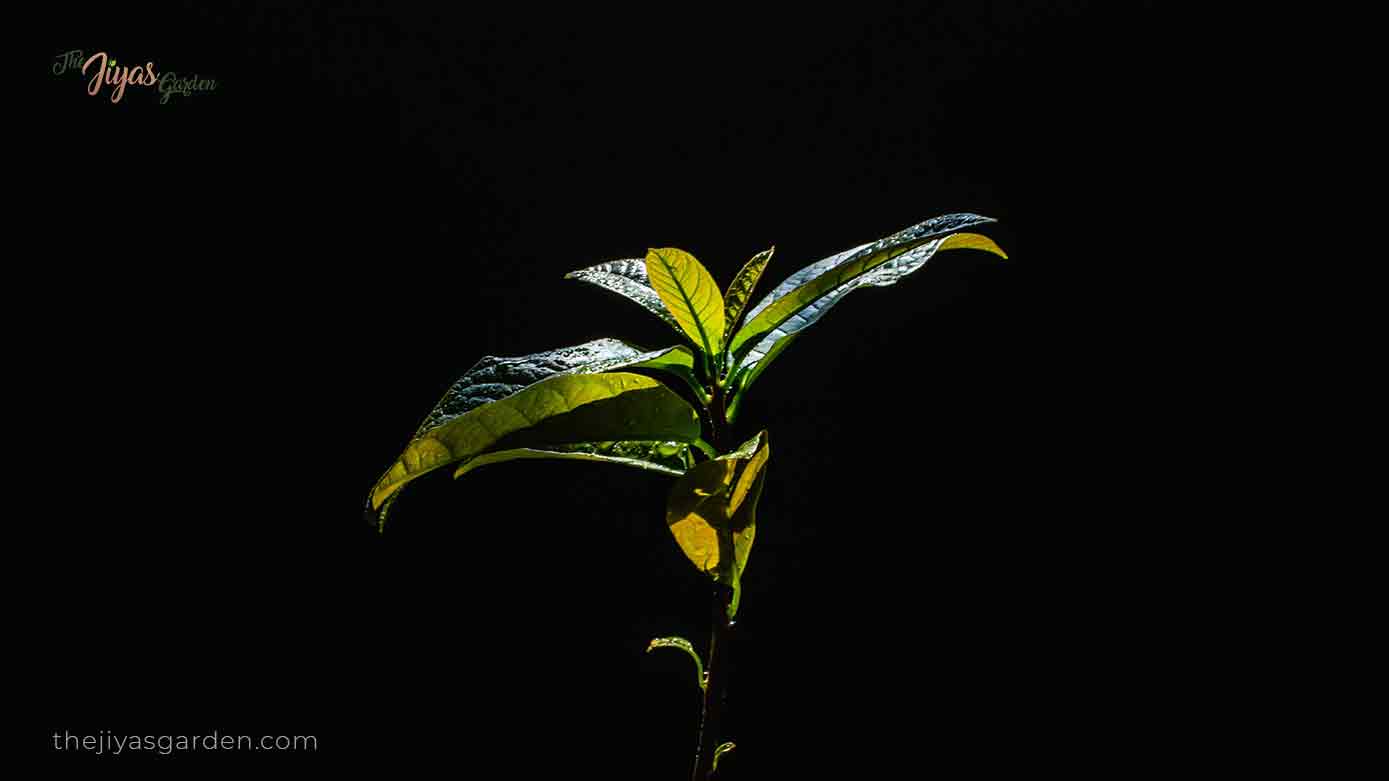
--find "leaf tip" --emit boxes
[367,486,402,534]
[363,496,384,534]
[941,232,1009,261]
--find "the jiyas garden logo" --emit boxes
[53,49,217,104]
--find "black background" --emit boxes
[32,1,1201,773]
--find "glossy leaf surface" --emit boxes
[564,258,682,335]
[728,224,1006,407]
[728,213,999,362]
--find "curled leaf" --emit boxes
[646,636,706,691]
[665,431,770,618]
[712,742,736,774]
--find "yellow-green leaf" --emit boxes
[366,339,705,530]
[371,372,697,512]
[665,431,770,617]
[722,247,774,348]
[646,247,725,360]
[934,231,1007,259]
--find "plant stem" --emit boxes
[691,386,733,779]
[708,384,728,453]
[692,582,735,780]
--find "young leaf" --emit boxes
[453,440,693,479]
[727,213,1000,362]
[645,248,725,361]
[646,636,707,691]
[368,338,702,529]
[711,742,736,773]
[564,258,684,336]
[665,431,770,618]
[721,247,774,349]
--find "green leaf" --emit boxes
[368,338,701,530]
[454,440,693,479]
[665,431,770,618]
[646,636,706,691]
[721,247,774,350]
[726,218,1007,406]
[727,213,1001,363]
[645,248,725,362]
[692,439,719,460]
[564,258,683,336]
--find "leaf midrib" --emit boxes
[652,248,717,357]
